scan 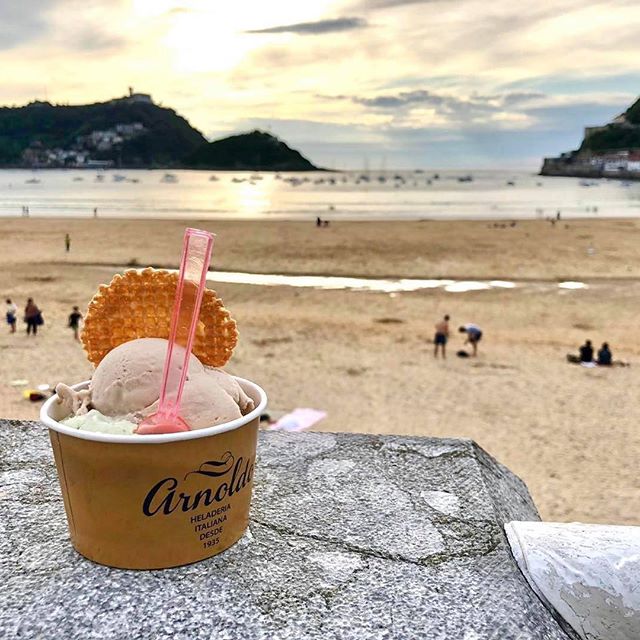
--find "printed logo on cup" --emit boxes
[142,450,255,549]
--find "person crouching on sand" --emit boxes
[68,306,83,341]
[434,314,450,359]
[459,323,482,356]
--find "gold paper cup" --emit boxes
[40,378,267,570]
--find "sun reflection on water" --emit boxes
[228,179,273,217]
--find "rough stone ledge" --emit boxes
[0,422,573,639]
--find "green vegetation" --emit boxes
[624,96,640,124]
[0,98,206,166]
[183,130,319,171]
[581,126,640,152]
[581,96,640,153]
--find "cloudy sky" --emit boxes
[1,0,639,168]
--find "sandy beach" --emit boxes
[1,217,639,525]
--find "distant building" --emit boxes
[126,93,153,104]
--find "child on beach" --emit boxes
[68,306,83,341]
[5,298,17,333]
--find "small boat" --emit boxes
[112,174,127,182]
[25,178,40,184]
[506,180,515,186]
[160,173,178,183]
[457,175,473,183]
[72,177,84,182]
[209,175,219,181]
[231,177,245,183]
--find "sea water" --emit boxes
[0,168,638,220]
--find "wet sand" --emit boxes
[1,217,639,525]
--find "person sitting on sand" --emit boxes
[579,339,594,363]
[434,314,450,359]
[68,306,83,341]
[459,323,482,357]
[24,298,41,336]
[597,342,612,366]
[5,298,17,333]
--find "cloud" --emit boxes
[68,28,126,52]
[366,0,447,7]
[246,17,367,35]
[0,0,54,50]
[321,89,546,123]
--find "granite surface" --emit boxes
[0,421,573,639]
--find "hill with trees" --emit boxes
[183,130,320,171]
[0,95,206,167]
[0,96,321,171]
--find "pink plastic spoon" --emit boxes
[136,228,214,435]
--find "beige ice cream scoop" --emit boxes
[58,338,254,431]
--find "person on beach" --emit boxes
[579,340,594,363]
[68,306,83,341]
[65,233,71,252]
[597,342,612,366]
[459,323,482,356]
[5,298,17,333]
[434,314,450,359]
[24,298,41,336]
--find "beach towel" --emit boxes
[269,408,327,432]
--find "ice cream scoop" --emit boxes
[56,338,254,432]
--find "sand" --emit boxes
[1,217,639,525]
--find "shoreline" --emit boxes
[23,260,640,286]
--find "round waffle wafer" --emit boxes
[81,268,238,367]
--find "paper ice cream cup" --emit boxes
[40,377,267,570]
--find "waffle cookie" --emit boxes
[81,268,238,367]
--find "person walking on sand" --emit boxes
[24,298,41,336]
[434,314,450,359]
[65,233,71,252]
[5,298,17,333]
[459,323,483,357]
[68,306,83,341]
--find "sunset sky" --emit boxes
[1,0,639,168]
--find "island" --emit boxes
[540,95,640,180]
[0,91,321,171]
[183,130,320,171]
